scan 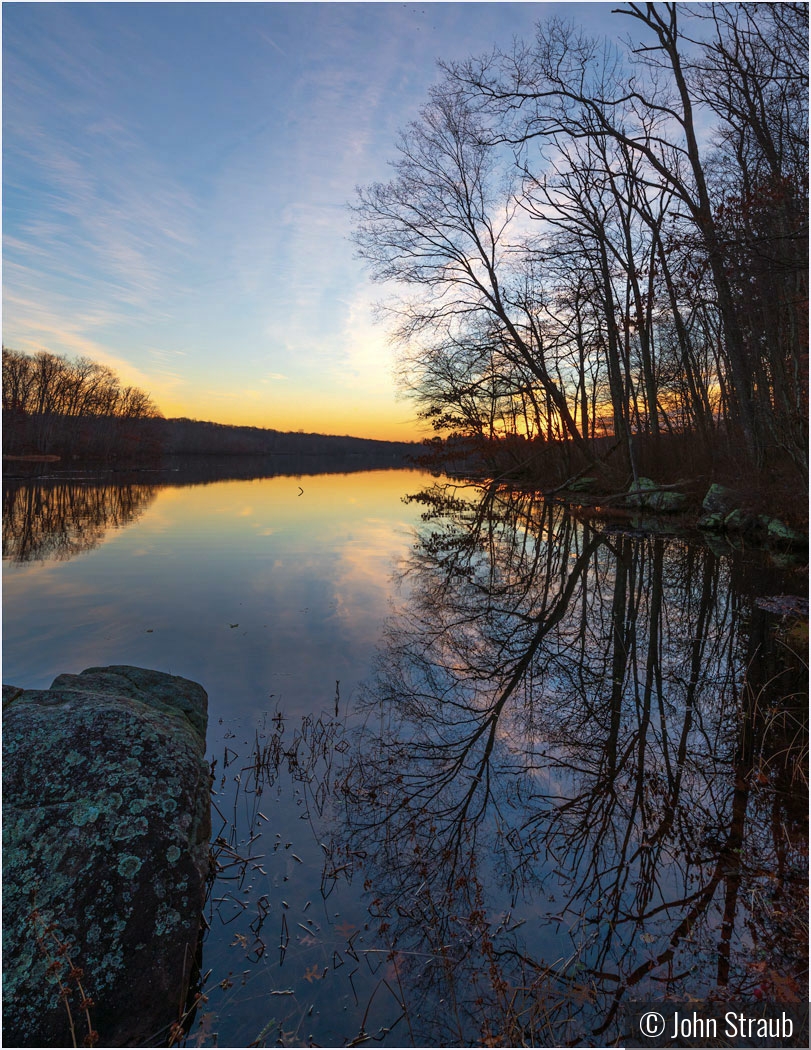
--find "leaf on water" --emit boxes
[769,973,800,1002]
[193,1013,218,1047]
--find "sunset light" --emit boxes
[4,4,806,1046]
[2,2,597,440]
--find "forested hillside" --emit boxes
[2,348,417,465]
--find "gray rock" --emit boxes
[2,666,210,1048]
[651,490,688,513]
[625,476,658,508]
[702,483,738,516]
[626,478,688,513]
[723,509,769,540]
[765,517,807,549]
[723,508,746,532]
[697,512,725,531]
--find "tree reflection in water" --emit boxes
[3,479,158,563]
[341,482,807,1047]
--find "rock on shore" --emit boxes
[2,666,211,1047]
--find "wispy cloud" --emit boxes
[256,29,286,56]
[2,1,547,437]
[2,288,155,388]
[4,10,204,330]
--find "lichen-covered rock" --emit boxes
[697,511,725,532]
[625,478,688,513]
[723,508,754,535]
[652,490,688,513]
[2,666,210,1047]
[765,517,807,549]
[702,483,738,516]
[625,476,658,508]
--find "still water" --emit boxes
[3,462,807,1047]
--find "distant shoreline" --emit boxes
[3,413,422,469]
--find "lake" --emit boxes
[3,461,807,1047]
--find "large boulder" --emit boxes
[3,666,210,1047]
[625,477,688,513]
[699,486,747,534]
[701,483,738,516]
[723,508,762,537]
[625,476,658,509]
[765,517,807,549]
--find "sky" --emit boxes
[3,1,626,441]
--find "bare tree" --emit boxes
[447,2,807,474]
[2,346,161,458]
[353,86,592,458]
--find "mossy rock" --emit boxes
[765,517,807,549]
[651,490,688,513]
[2,666,210,1047]
[624,478,687,514]
[723,508,766,539]
[625,477,658,509]
[567,476,599,493]
[697,512,725,532]
[702,483,738,516]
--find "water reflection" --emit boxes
[1,466,427,709]
[1,453,417,566]
[2,479,158,563]
[3,465,805,1046]
[343,482,807,1046]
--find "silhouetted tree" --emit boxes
[355,3,808,484]
[2,347,162,459]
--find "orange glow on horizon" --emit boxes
[155,395,430,444]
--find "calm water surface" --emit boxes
[3,464,807,1047]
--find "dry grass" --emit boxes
[28,905,98,1048]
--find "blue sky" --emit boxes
[3,1,624,440]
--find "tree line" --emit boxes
[154,417,417,459]
[2,346,418,465]
[353,2,808,486]
[3,346,162,460]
